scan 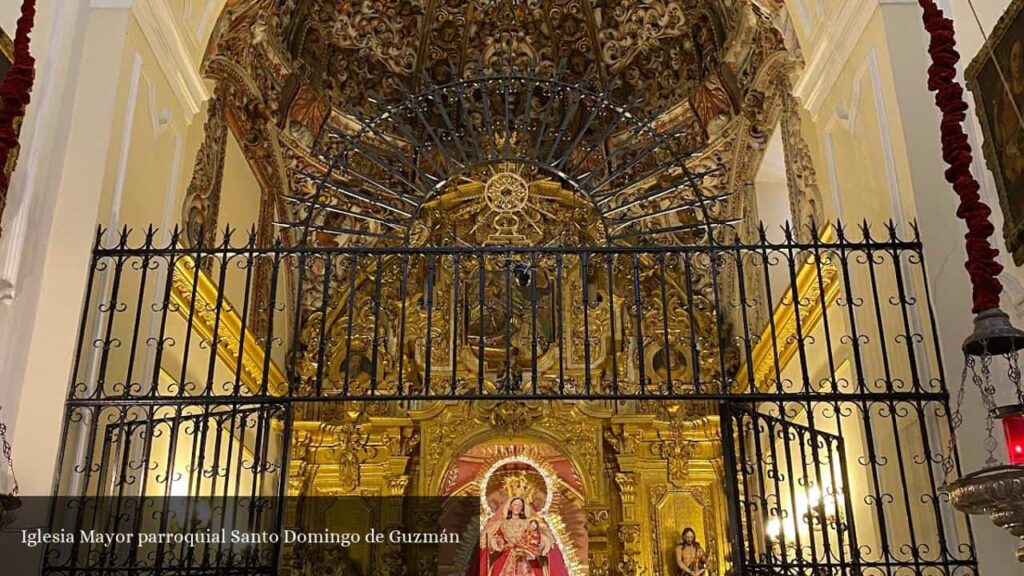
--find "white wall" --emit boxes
[0,0,253,497]
[786,0,1024,570]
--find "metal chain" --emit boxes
[944,354,971,479]
[1007,348,1024,406]
[972,349,1001,466]
[0,410,18,496]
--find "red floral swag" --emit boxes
[0,0,36,197]
[917,0,1003,313]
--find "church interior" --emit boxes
[1,0,1024,575]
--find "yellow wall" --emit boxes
[219,132,262,233]
[1,2,264,497]
[784,1,1023,572]
[96,16,261,242]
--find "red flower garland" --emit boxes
[0,0,36,196]
[918,0,1003,313]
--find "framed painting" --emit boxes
[967,0,1024,265]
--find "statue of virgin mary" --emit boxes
[478,495,570,576]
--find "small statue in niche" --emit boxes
[675,527,707,576]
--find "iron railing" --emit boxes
[67,222,945,403]
[42,222,977,576]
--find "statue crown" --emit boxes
[501,472,535,503]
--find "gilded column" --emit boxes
[779,84,824,242]
[181,84,228,248]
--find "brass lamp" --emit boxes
[943,309,1024,563]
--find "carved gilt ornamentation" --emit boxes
[182,87,228,248]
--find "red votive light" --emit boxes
[995,405,1024,466]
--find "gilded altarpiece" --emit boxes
[195,2,793,575]
[286,399,727,576]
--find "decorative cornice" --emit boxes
[793,1,877,119]
[131,0,209,118]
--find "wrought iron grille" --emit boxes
[44,223,978,575]
[280,73,731,247]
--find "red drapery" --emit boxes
[0,0,36,196]
[917,0,1003,313]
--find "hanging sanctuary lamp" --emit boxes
[915,0,1024,563]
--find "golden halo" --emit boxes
[479,454,554,515]
[459,451,584,576]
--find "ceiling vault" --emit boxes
[193,0,802,255]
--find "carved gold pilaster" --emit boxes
[584,505,613,576]
[780,84,825,242]
[586,507,612,533]
[617,522,641,546]
[387,475,410,496]
[182,85,228,249]
[615,473,638,507]
[613,470,643,573]
[589,551,611,576]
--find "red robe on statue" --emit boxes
[471,517,571,576]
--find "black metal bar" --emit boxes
[631,254,646,395]
[51,222,979,576]
[581,251,592,395]
[397,253,410,397]
[529,253,539,395]
[477,252,486,395]
[658,253,673,394]
[342,253,358,397]
[451,253,462,396]
[682,251,701,395]
[424,253,437,396]
[369,253,385,394]
[555,253,565,396]
[720,403,748,576]
[231,232,257,397]
[122,230,154,398]
[204,237,232,396]
[94,239,925,258]
[314,253,333,398]
[606,253,619,396]
[60,391,954,405]
[282,195,406,230]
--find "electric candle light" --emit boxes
[994,405,1024,466]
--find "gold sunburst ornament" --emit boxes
[484,171,530,213]
[483,170,531,244]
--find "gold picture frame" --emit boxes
[967,0,1024,265]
